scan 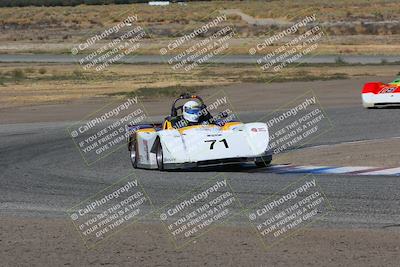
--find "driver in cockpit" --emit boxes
[170,100,212,129]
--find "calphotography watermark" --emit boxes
[254,90,333,162]
[248,176,334,250]
[158,176,241,249]
[160,13,236,72]
[68,174,153,248]
[249,13,325,73]
[71,14,146,72]
[67,96,148,165]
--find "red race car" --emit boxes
[361,77,400,108]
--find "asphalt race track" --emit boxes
[1,105,399,230]
[3,2,400,264]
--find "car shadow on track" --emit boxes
[164,163,273,173]
[368,106,400,109]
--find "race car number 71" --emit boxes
[205,139,229,150]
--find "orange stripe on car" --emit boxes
[221,122,242,131]
[136,128,156,133]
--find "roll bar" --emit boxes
[170,93,206,117]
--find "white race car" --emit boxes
[127,94,272,170]
[361,77,400,108]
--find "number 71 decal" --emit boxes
[205,139,229,150]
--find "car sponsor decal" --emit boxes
[251,127,267,132]
[379,86,399,94]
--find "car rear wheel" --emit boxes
[255,155,272,167]
[129,139,137,168]
[156,142,164,171]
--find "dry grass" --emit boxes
[0,0,399,28]
[1,62,398,109]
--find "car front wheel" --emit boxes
[129,139,138,168]
[156,142,164,171]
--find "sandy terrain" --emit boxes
[1,217,400,266]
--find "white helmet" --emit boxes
[183,100,201,123]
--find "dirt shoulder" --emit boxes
[1,216,399,266]
[276,138,400,168]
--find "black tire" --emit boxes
[129,139,138,168]
[156,141,164,171]
[255,155,272,167]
